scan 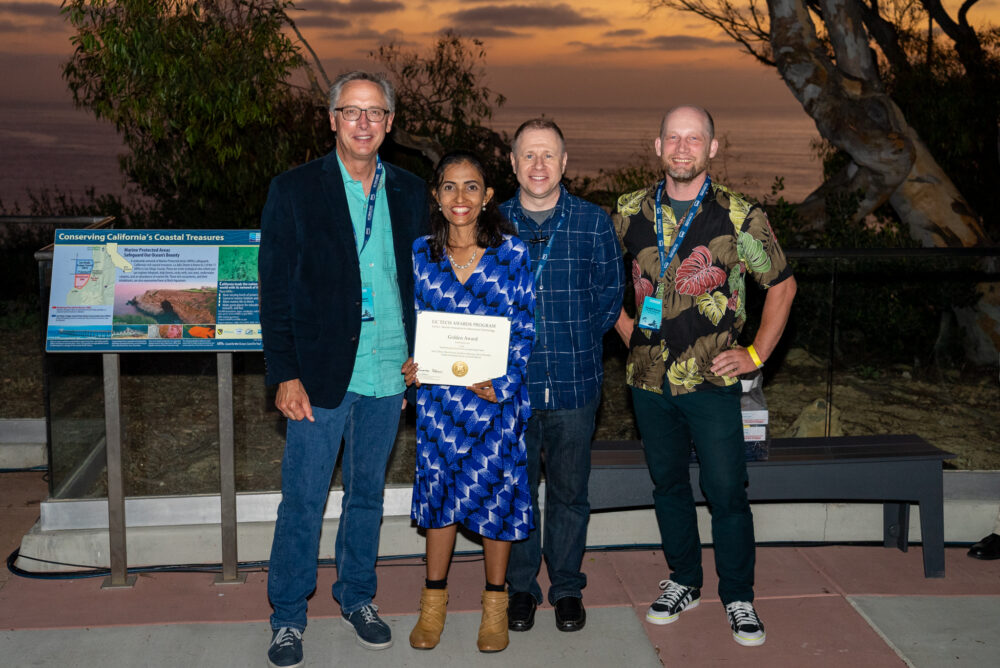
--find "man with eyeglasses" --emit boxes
[259,71,428,668]
[499,118,624,634]
[613,105,796,647]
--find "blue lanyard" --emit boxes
[654,175,711,281]
[352,158,383,255]
[514,207,566,285]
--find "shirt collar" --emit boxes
[512,184,567,225]
[335,153,385,192]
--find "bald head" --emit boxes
[655,104,719,194]
[660,105,715,142]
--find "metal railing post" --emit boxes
[825,258,838,437]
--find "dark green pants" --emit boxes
[631,384,755,604]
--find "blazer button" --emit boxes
[351,335,358,342]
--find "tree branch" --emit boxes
[855,0,912,77]
[280,9,331,104]
[769,0,914,219]
[650,0,776,65]
[819,0,880,83]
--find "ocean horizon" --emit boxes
[491,104,822,201]
[0,100,823,211]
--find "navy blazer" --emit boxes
[258,150,429,409]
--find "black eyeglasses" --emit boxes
[527,235,550,244]
[333,106,389,122]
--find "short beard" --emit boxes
[664,157,707,184]
[666,166,699,183]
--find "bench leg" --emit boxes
[918,493,946,578]
[883,502,910,552]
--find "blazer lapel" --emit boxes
[384,164,406,228]
[320,151,356,258]
[385,163,415,263]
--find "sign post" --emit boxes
[101,353,136,589]
[215,352,246,584]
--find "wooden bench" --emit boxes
[589,435,953,578]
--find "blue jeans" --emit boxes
[267,391,402,631]
[506,394,599,604]
[630,384,755,604]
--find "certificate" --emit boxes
[413,311,511,386]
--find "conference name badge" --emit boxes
[360,286,375,322]
[638,296,662,331]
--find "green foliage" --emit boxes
[0,299,40,333]
[62,0,329,228]
[853,364,881,381]
[758,175,980,368]
[373,32,515,199]
[568,157,660,210]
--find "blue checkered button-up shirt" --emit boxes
[500,186,625,411]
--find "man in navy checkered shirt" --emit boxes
[500,118,625,634]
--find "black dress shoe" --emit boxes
[508,592,537,631]
[554,596,586,632]
[968,533,1000,560]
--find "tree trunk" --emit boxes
[919,0,1000,215]
[888,129,987,247]
[390,127,445,165]
[769,0,987,246]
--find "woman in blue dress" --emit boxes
[401,151,535,653]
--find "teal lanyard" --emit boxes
[352,158,383,255]
[654,176,711,283]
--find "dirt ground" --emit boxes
[595,348,999,470]
[2,329,998,498]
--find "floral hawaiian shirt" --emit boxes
[613,181,793,396]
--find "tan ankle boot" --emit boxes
[477,589,509,652]
[409,587,448,649]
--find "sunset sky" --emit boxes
[1,1,998,108]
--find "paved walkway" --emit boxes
[2,471,998,667]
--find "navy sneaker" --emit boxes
[267,627,303,668]
[725,601,766,646]
[646,579,700,625]
[342,603,393,649]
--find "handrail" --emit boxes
[776,245,998,436]
[784,247,1000,259]
[29,217,116,260]
[0,216,113,226]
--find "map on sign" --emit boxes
[65,242,132,307]
[46,229,263,352]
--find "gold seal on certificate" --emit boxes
[414,311,511,386]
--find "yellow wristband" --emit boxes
[746,344,764,368]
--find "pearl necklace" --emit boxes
[447,249,477,270]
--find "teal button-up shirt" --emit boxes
[337,155,408,398]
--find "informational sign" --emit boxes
[46,229,262,352]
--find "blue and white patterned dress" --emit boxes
[410,234,535,541]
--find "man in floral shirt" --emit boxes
[612,105,796,647]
